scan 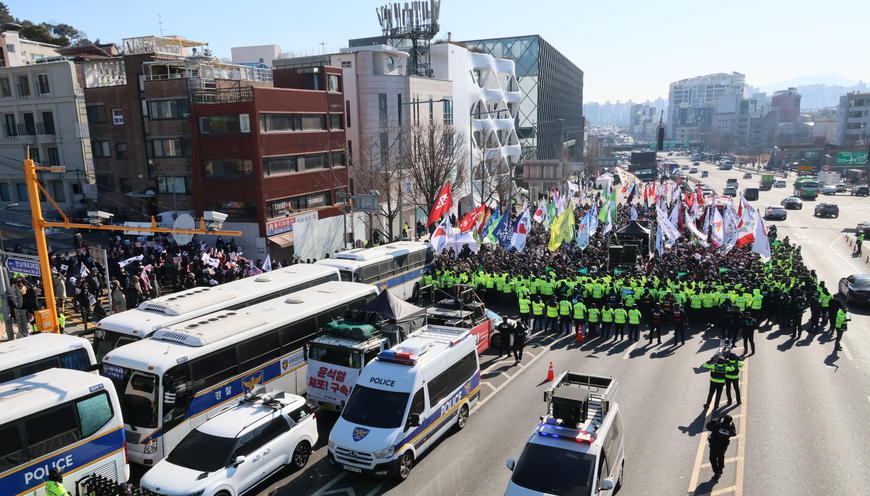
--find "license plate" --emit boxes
[343,464,362,473]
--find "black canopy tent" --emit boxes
[351,290,427,343]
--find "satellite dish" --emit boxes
[172,213,195,245]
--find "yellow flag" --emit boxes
[547,207,575,251]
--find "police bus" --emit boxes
[316,241,433,301]
[0,368,129,495]
[100,281,377,466]
[93,264,340,360]
[0,333,97,384]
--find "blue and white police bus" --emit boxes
[100,281,377,466]
[316,241,434,301]
[93,264,340,360]
[0,368,129,495]
[0,333,97,384]
[328,326,480,480]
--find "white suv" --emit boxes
[141,388,317,496]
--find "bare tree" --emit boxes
[356,129,404,241]
[404,122,469,222]
[471,147,514,207]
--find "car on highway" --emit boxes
[743,173,753,179]
[852,185,870,196]
[701,171,708,178]
[689,167,698,174]
[781,197,803,209]
[701,187,714,196]
[836,182,847,192]
[743,187,759,201]
[723,187,737,197]
[764,206,788,220]
[774,179,787,188]
[693,161,700,166]
[821,184,838,195]
[813,202,839,218]
[140,389,317,496]
[839,274,870,305]
[857,221,870,235]
[681,164,689,170]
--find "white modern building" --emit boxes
[1,23,63,67]
[231,44,282,66]
[0,60,96,213]
[835,91,870,145]
[668,72,746,139]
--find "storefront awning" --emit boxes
[268,231,294,248]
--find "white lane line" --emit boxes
[622,341,637,360]
[310,472,347,496]
[828,236,862,274]
[842,342,853,361]
[366,481,387,496]
[473,338,554,413]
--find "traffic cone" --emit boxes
[545,362,555,381]
[574,329,584,342]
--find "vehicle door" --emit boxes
[598,412,624,494]
[277,404,316,471]
[231,416,289,492]
[257,415,294,477]
[403,388,428,453]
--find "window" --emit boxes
[306,192,326,207]
[259,113,327,133]
[95,173,114,192]
[347,140,353,166]
[191,348,238,390]
[3,114,14,137]
[110,144,127,162]
[331,151,345,167]
[36,74,50,95]
[0,77,10,98]
[0,423,24,472]
[77,394,113,438]
[327,74,342,92]
[239,331,280,371]
[86,105,106,124]
[148,138,191,157]
[443,100,454,125]
[91,140,111,158]
[279,317,316,353]
[157,176,192,194]
[427,351,477,408]
[330,114,343,130]
[263,156,297,176]
[16,183,27,202]
[199,114,242,134]
[22,113,35,135]
[289,404,315,424]
[0,184,9,201]
[111,109,123,125]
[378,94,388,127]
[202,159,254,177]
[302,154,326,171]
[341,61,352,68]
[148,99,189,120]
[405,388,426,431]
[397,94,402,125]
[41,111,54,134]
[16,75,29,97]
[119,178,132,193]
[240,114,250,133]
[234,417,289,458]
[345,100,352,128]
[5,44,12,53]
[51,181,65,202]
[24,404,80,459]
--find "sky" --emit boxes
[11,0,870,103]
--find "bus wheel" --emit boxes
[456,404,469,430]
[396,451,414,480]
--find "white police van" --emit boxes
[504,371,625,496]
[327,327,480,480]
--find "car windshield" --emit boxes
[511,444,597,496]
[850,277,870,290]
[308,343,363,368]
[167,429,237,472]
[341,385,409,429]
[104,368,159,429]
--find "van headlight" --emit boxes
[144,439,158,454]
[328,436,336,450]
[373,446,395,459]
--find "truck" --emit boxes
[719,159,733,170]
[504,372,625,496]
[793,176,819,199]
[726,178,739,189]
[759,174,774,191]
[817,171,841,186]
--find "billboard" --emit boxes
[629,152,657,182]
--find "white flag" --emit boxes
[630,205,638,221]
[263,255,272,272]
[201,252,220,267]
[711,208,724,247]
[509,207,531,252]
[119,255,144,267]
[752,217,772,261]
[80,264,89,278]
[603,210,613,235]
[431,216,452,253]
[656,222,664,256]
[567,180,579,198]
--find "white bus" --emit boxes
[100,281,377,466]
[0,333,97,384]
[0,368,129,495]
[316,241,434,300]
[93,264,340,360]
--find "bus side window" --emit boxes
[59,348,92,371]
[0,423,25,472]
[280,317,317,355]
[23,403,80,459]
[18,356,61,379]
[76,393,113,438]
[163,365,191,431]
[0,369,16,383]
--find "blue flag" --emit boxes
[481,206,499,239]
[575,211,590,251]
[491,212,512,248]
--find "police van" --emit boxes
[504,371,625,496]
[327,327,480,480]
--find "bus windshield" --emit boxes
[105,368,160,428]
[341,385,409,429]
[308,344,362,368]
[93,329,142,362]
[339,270,353,282]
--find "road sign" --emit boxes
[352,194,379,213]
[798,165,813,171]
[836,151,868,165]
[596,158,617,167]
[683,142,690,147]
[7,258,40,277]
[562,139,576,148]
[568,162,585,172]
[822,164,831,171]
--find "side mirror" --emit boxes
[600,478,614,490]
[408,413,421,427]
[506,458,515,471]
[232,455,245,467]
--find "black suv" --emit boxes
[852,185,870,197]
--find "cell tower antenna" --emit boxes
[376,0,441,77]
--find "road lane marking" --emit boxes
[711,487,738,495]
[842,343,853,360]
[622,341,637,359]
[366,481,386,496]
[828,236,862,274]
[734,364,747,496]
[473,334,554,413]
[311,472,347,496]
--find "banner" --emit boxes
[427,182,453,226]
[509,207,531,252]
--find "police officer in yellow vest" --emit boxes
[531,296,545,331]
[46,468,70,496]
[573,298,586,337]
[545,297,559,333]
[628,306,642,342]
[613,304,628,340]
[834,308,849,352]
[558,296,572,336]
[518,294,531,328]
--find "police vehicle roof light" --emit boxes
[377,349,419,365]
[539,424,595,443]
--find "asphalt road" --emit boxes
[125,159,870,496]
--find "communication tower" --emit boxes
[376,1,441,77]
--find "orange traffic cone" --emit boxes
[574,329,584,342]
[545,361,555,381]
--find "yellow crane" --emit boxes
[21,154,242,334]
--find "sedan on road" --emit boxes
[857,221,870,235]
[693,161,700,166]
[765,206,788,220]
[723,187,737,197]
[839,274,870,305]
[821,184,837,195]
[814,203,839,218]
[743,173,753,179]
[781,197,803,209]
[852,185,870,196]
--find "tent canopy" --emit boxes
[616,221,650,235]
[356,289,426,323]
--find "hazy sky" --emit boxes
[12,0,870,103]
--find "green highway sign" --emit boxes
[683,142,691,147]
[837,151,868,165]
[649,143,656,148]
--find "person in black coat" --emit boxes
[513,321,527,364]
[706,415,737,479]
[497,318,514,359]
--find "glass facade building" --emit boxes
[462,35,583,160]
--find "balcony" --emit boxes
[36,122,55,135]
[191,86,253,105]
[81,60,127,89]
[122,36,201,57]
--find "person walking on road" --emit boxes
[702,357,735,410]
[724,352,743,406]
[513,320,527,364]
[856,233,864,257]
[649,304,663,345]
[740,312,757,355]
[834,307,849,352]
[497,318,513,359]
[706,415,737,480]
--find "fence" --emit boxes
[76,473,156,496]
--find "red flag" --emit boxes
[476,207,491,235]
[459,205,485,232]
[427,182,453,226]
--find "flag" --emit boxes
[263,255,272,272]
[201,253,220,267]
[603,211,613,235]
[548,207,575,251]
[736,205,756,247]
[119,254,144,268]
[710,208,724,247]
[80,264,89,279]
[630,205,638,221]
[489,212,511,247]
[656,221,664,255]
[589,203,599,236]
[476,207,492,236]
[576,211,590,250]
[567,180,579,197]
[752,217,771,261]
[578,268,588,274]
[459,205,486,232]
[481,206,499,238]
[599,189,616,223]
[684,212,709,248]
[431,216,452,253]
[533,200,547,224]
[509,207,532,251]
[546,199,557,228]
[427,182,453,226]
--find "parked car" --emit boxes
[856,221,870,235]
[701,171,709,178]
[821,184,838,195]
[814,202,839,218]
[839,274,870,305]
[743,173,753,179]
[781,197,803,209]
[764,206,788,220]
[852,185,870,196]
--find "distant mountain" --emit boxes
[756,73,859,94]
